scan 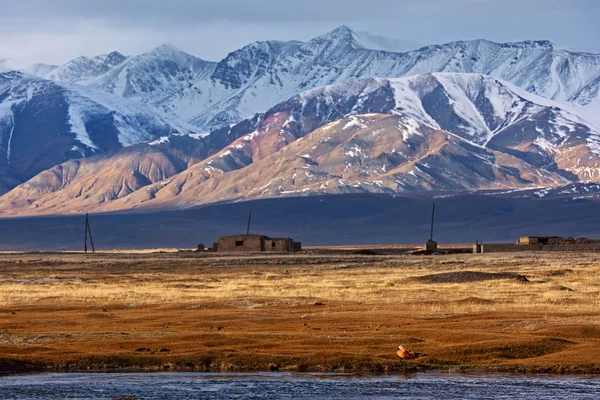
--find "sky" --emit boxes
[0,0,598,67]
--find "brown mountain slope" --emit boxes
[133,114,566,207]
[0,136,209,214]
[16,113,563,216]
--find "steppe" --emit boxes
[1,249,600,374]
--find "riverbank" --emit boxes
[1,250,600,374]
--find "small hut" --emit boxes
[213,235,301,253]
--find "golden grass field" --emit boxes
[1,249,600,373]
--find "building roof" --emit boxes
[218,234,293,240]
[219,234,268,239]
[520,236,561,239]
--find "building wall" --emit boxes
[480,244,536,253]
[264,238,292,252]
[215,236,301,253]
[478,243,600,253]
[518,237,562,246]
[518,237,538,245]
[217,235,265,252]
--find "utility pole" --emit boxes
[246,209,253,236]
[84,213,95,253]
[84,213,88,254]
[430,202,436,241]
[88,214,95,253]
[425,202,438,252]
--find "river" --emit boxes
[0,372,599,399]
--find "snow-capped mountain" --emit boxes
[2,26,599,216]
[88,44,217,120]
[191,73,600,181]
[0,71,205,195]
[29,44,219,122]
[3,73,599,216]
[191,27,599,131]
[42,51,127,83]
[27,26,600,133]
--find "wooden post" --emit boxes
[87,215,95,253]
[84,213,88,254]
[246,209,252,236]
[84,213,95,253]
[430,202,435,241]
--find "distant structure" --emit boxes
[213,235,301,253]
[209,209,301,253]
[517,236,561,246]
[474,236,600,253]
[425,202,438,252]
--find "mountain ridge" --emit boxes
[19,26,600,133]
[2,73,598,216]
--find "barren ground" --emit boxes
[1,249,600,374]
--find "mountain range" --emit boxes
[23,26,600,132]
[0,26,600,217]
[1,73,599,216]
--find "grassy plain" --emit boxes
[1,249,600,373]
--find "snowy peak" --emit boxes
[316,25,419,53]
[96,51,127,67]
[211,40,298,90]
[315,25,355,40]
[86,44,217,110]
[15,28,600,133]
[145,43,196,63]
[192,31,600,131]
[309,25,361,51]
[43,51,127,83]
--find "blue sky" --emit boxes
[0,0,598,66]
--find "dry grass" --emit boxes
[1,250,600,373]
[1,252,599,315]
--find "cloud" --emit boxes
[0,0,598,67]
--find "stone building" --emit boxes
[213,235,301,253]
[517,236,561,245]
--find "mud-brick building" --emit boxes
[517,236,561,245]
[214,235,301,253]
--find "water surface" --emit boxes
[1,372,599,399]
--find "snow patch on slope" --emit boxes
[67,107,97,150]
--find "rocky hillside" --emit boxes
[2,73,598,216]
[0,71,205,195]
